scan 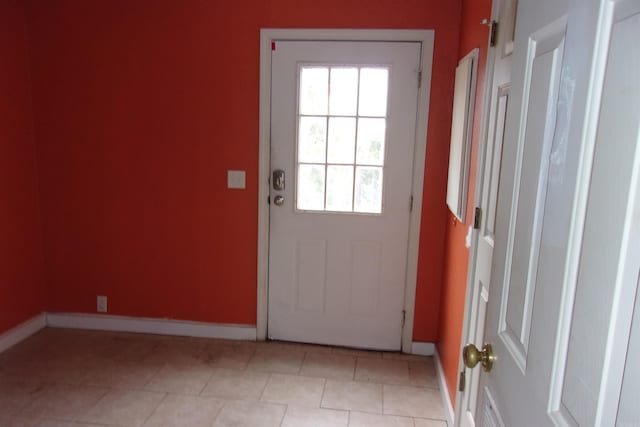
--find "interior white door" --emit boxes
[467,0,640,425]
[268,41,422,350]
[617,274,640,425]
[456,1,514,425]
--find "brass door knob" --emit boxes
[463,343,495,372]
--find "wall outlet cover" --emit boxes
[97,295,107,313]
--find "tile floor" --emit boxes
[0,328,447,427]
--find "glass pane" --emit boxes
[358,68,389,117]
[354,166,383,213]
[329,68,358,116]
[327,117,356,164]
[298,116,327,163]
[326,165,354,212]
[298,164,325,211]
[356,118,386,165]
[300,67,328,115]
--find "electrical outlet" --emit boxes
[97,295,107,313]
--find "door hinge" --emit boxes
[401,310,406,328]
[417,70,423,88]
[409,195,414,212]
[458,370,466,392]
[489,20,498,47]
[267,195,271,205]
[474,207,482,230]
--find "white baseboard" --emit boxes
[434,348,455,426]
[0,313,47,354]
[411,341,436,356]
[46,313,257,341]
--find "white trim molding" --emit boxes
[46,313,257,341]
[258,28,435,353]
[411,341,436,356]
[0,313,47,354]
[435,348,456,426]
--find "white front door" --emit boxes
[457,0,515,425]
[267,40,423,350]
[464,0,640,425]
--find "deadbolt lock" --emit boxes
[272,169,285,191]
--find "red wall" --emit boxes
[437,0,491,404]
[24,0,461,338]
[0,0,46,335]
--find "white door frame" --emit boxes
[257,29,435,353]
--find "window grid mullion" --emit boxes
[323,116,329,211]
[350,67,362,212]
[296,65,386,214]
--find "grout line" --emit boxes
[278,403,288,427]
[298,351,310,376]
[413,415,450,423]
[319,377,327,408]
[211,397,229,426]
[256,370,270,400]
[140,391,168,426]
[211,397,226,425]
[72,385,111,423]
[258,373,272,402]
[196,368,215,396]
[353,357,359,381]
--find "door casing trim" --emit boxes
[258,29,435,353]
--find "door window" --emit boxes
[296,66,389,214]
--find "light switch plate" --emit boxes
[227,170,246,189]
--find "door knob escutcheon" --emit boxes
[463,343,495,372]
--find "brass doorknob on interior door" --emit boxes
[463,343,495,372]
[273,195,285,206]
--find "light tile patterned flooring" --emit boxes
[0,328,446,427]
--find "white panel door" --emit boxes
[457,0,514,425]
[617,275,640,425]
[466,0,640,425]
[268,41,423,350]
